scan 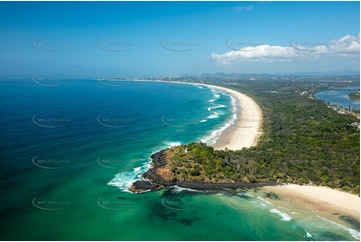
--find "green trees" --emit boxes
[165,80,359,194]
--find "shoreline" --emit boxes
[197,84,263,150]
[262,184,360,221]
[130,149,360,227]
[119,79,359,227]
[99,79,263,151]
[129,149,280,193]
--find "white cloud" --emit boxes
[211,34,360,64]
[211,45,299,64]
[231,5,253,12]
[329,34,360,55]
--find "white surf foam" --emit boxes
[171,185,200,193]
[208,104,226,111]
[165,141,182,147]
[107,162,151,192]
[201,92,237,146]
[237,192,254,198]
[108,141,183,192]
[316,215,360,240]
[207,113,219,119]
[133,167,142,172]
[257,196,273,205]
[208,88,221,103]
[270,208,292,221]
[206,105,225,120]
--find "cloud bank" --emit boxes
[211,34,360,64]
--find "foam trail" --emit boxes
[207,113,219,119]
[270,208,292,221]
[238,192,254,198]
[208,104,226,111]
[257,196,273,205]
[171,185,200,193]
[107,162,150,192]
[165,141,182,147]
[316,215,360,240]
[201,93,237,145]
[108,141,182,192]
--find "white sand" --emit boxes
[198,83,360,221]
[263,184,360,220]
[121,80,263,150]
[165,81,359,221]
[199,84,263,150]
[124,80,359,221]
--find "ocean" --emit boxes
[0,79,359,240]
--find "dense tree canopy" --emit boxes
[166,80,360,194]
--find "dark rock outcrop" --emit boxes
[130,150,175,193]
[142,151,175,186]
[130,149,278,193]
[129,180,160,193]
[175,181,278,190]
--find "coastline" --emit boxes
[111,79,263,150]
[262,184,360,221]
[129,149,279,193]
[119,79,359,228]
[197,84,263,150]
[126,80,264,150]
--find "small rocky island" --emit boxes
[129,143,277,193]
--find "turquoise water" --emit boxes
[315,86,360,111]
[0,79,359,240]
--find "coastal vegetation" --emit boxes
[157,80,360,194]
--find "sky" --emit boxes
[0,1,359,78]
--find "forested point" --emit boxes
[165,80,360,194]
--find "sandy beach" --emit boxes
[129,80,360,226]
[263,184,360,221]
[124,80,263,151]
[198,84,360,224]
[198,84,263,150]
